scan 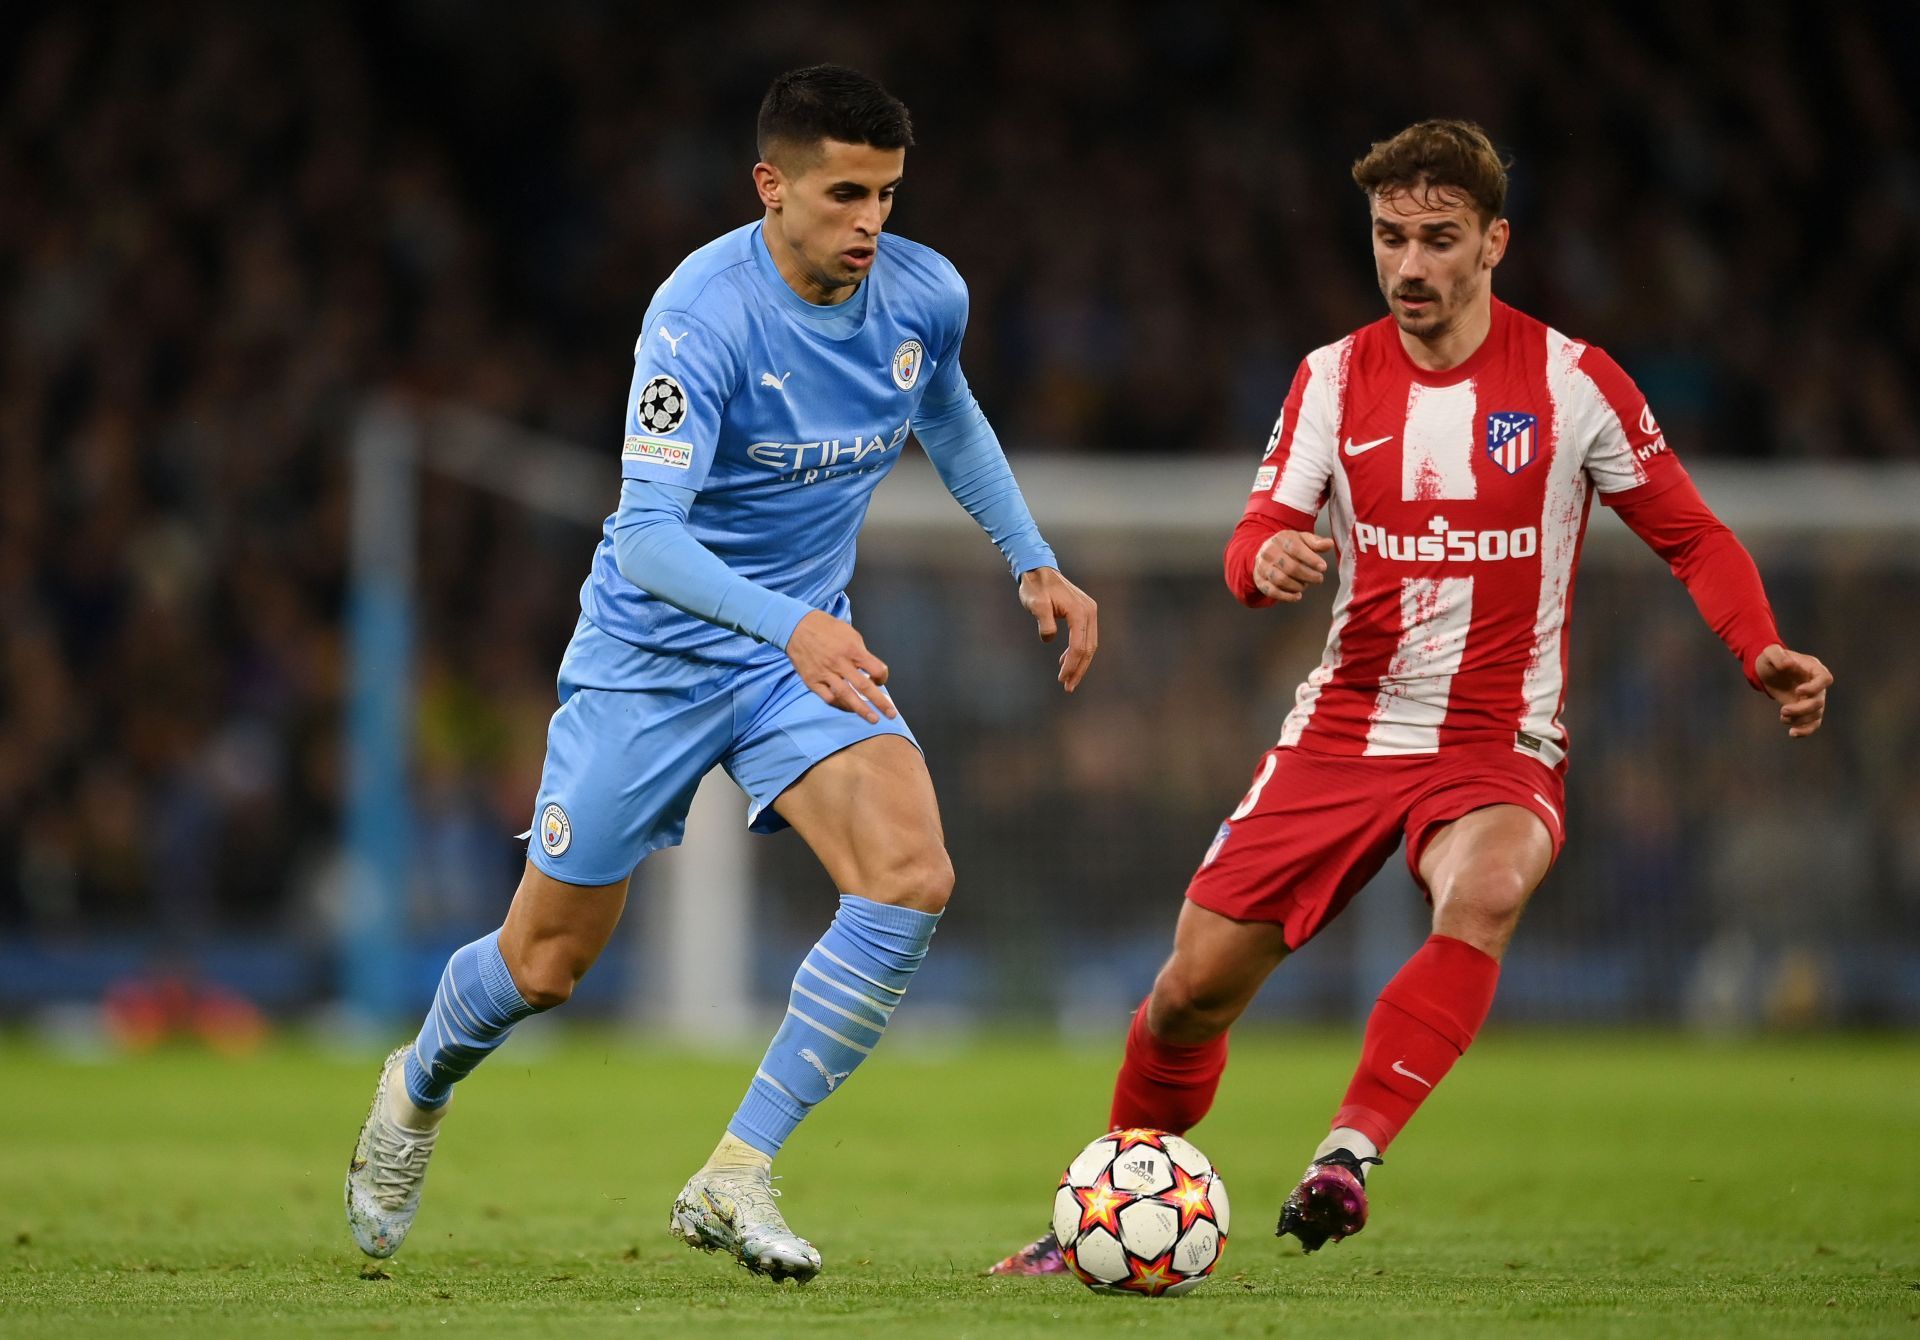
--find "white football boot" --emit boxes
[345,1045,445,1258]
[669,1166,822,1283]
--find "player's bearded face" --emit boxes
[1370,186,1505,340]
[758,139,904,304]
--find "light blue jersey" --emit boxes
[581,221,1035,666]
[528,219,1054,879]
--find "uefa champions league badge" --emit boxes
[1202,821,1232,868]
[891,339,924,391]
[636,374,689,435]
[539,803,572,857]
[1486,411,1538,475]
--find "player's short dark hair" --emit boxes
[1352,120,1511,225]
[757,65,914,168]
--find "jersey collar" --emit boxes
[751,222,873,341]
[1388,296,1509,386]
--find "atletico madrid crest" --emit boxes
[1486,411,1537,475]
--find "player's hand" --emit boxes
[1253,530,1334,602]
[785,611,896,724]
[1755,644,1832,738]
[1018,567,1099,692]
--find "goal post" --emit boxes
[340,398,417,1026]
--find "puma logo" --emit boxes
[760,371,792,390]
[657,325,689,356]
[799,1048,851,1092]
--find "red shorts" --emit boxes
[1184,742,1567,950]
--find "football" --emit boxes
[1051,1128,1229,1296]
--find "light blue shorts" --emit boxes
[525,616,918,886]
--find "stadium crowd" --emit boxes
[0,3,1913,1018]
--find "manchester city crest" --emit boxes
[539,802,572,857]
[891,338,924,391]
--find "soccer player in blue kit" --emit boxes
[345,65,1098,1282]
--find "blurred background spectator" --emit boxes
[0,2,1913,1025]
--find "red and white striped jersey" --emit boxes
[1244,298,1686,766]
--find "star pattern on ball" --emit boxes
[1167,1164,1214,1233]
[1116,1250,1181,1296]
[1057,1128,1229,1297]
[1074,1176,1127,1236]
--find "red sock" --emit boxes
[1108,998,1229,1134]
[1332,934,1499,1151]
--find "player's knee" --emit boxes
[509,945,593,1010]
[1432,868,1533,949]
[515,971,574,1011]
[1480,870,1535,927]
[867,846,954,914]
[1148,970,1237,1044]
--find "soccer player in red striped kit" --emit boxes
[993,120,1831,1271]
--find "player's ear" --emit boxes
[753,160,784,211]
[1483,217,1510,270]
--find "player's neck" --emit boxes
[1397,291,1494,373]
[762,214,860,307]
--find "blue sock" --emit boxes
[728,894,941,1156]
[403,929,542,1109]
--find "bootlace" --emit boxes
[1312,1149,1383,1181]
[712,1169,788,1225]
[368,1116,438,1206]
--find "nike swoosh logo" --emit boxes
[1391,1059,1434,1088]
[1344,436,1393,457]
[1532,791,1561,829]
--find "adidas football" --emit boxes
[1052,1128,1229,1296]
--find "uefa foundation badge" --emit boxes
[539,803,572,857]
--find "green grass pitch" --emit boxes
[1,1029,1914,1336]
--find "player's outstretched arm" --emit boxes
[1607,474,1832,736]
[1753,644,1833,738]
[913,380,1095,691]
[1017,566,1099,692]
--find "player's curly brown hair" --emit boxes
[1352,120,1511,225]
